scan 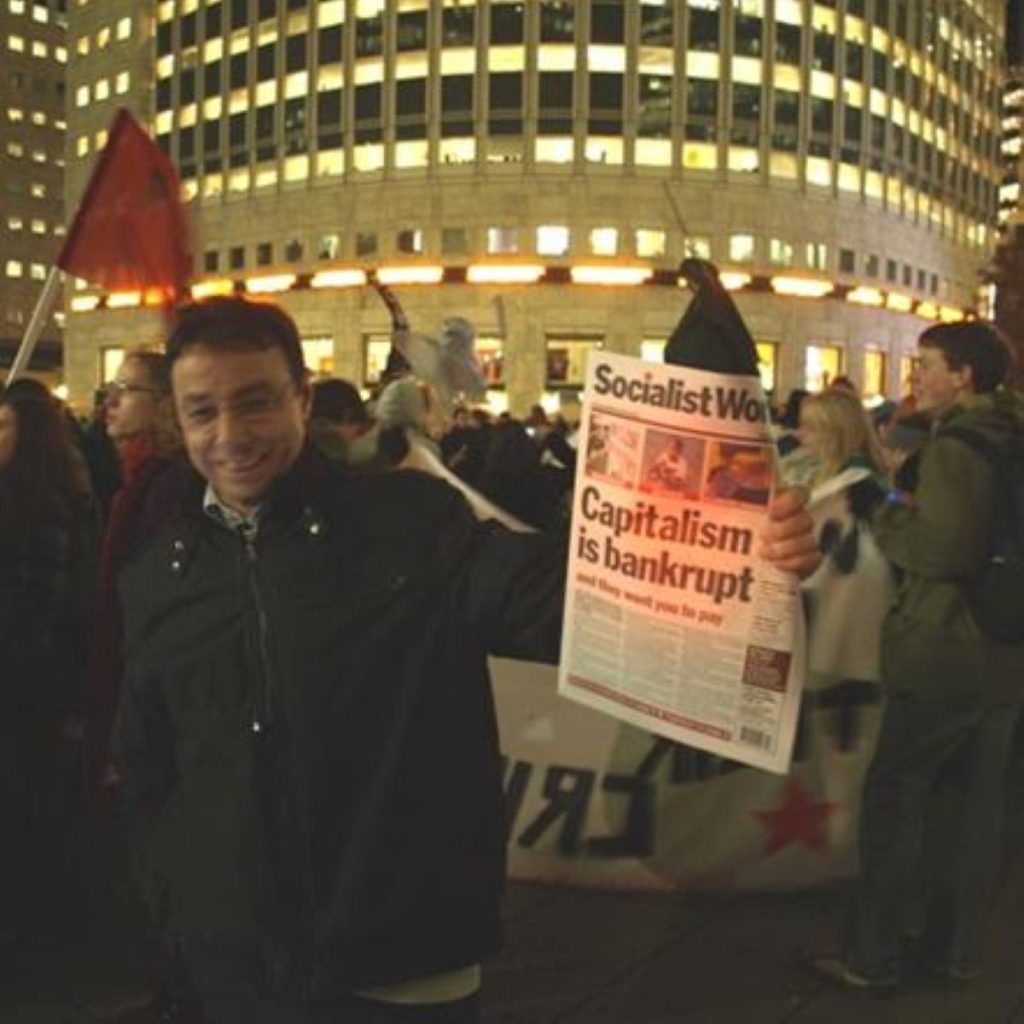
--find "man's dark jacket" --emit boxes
[112,448,566,998]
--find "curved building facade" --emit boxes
[64,0,1005,410]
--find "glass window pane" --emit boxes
[540,1,574,42]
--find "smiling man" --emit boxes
[113,296,819,1024]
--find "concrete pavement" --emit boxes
[3,757,1023,1024]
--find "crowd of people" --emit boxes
[0,295,1018,1020]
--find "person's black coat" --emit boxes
[112,448,566,999]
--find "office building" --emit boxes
[64,1,1006,410]
[0,0,68,376]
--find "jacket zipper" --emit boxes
[239,525,319,992]
[242,526,274,732]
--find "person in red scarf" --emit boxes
[83,349,199,1020]
[86,350,182,788]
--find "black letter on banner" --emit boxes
[813,680,882,753]
[586,774,654,858]
[502,758,533,837]
[517,766,594,854]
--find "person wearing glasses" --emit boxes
[88,350,182,788]
[111,296,819,1024]
[87,349,196,1019]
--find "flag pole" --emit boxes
[5,265,63,386]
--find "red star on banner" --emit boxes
[752,778,840,855]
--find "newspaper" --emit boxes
[557,351,803,775]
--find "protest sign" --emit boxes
[558,351,803,774]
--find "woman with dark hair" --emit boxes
[0,386,94,952]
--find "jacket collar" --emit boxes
[180,442,341,539]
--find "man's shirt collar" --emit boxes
[203,482,263,537]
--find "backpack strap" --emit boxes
[939,423,1020,561]
[936,424,1007,473]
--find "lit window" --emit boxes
[31,149,46,163]
[682,142,718,170]
[584,137,623,164]
[589,226,618,255]
[863,349,887,398]
[635,228,666,259]
[76,35,89,55]
[318,233,340,260]
[94,130,107,149]
[806,241,828,270]
[7,107,23,122]
[534,137,574,163]
[30,218,45,234]
[30,110,44,125]
[317,149,344,176]
[394,141,429,168]
[727,147,759,172]
[352,144,384,173]
[8,35,25,52]
[6,216,22,230]
[476,336,504,386]
[115,71,130,94]
[31,3,47,22]
[487,226,519,254]
[686,236,712,260]
[363,335,392,387]
[116,15,131,39]
[769,238,794,265]
[728,232,755,262]
[756,341,778,394]
[75,85,89,107]
[537,225,570,256]
[635,139,671,166]
[101,348,126,384]
[5,260,23,278]
[6,141,23,157]
[805,344,843,391]
[31,39,48,58]
[30,262,45,280]
[284,154,309,182]
[96,25,110,48]
[438,138,476,164]
[54,44,67,63]
[640,339,666,363]
[76,135,89,156]
[9,0,26,13]
[95,78,110,101]
[396,228,424,254]
[30,182,45,198]
[546,335,603,387]
[302,337,335,377]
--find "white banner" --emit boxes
[496,658,882,892]
[558,352,803,774]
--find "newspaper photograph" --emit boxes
[558,351,803,774]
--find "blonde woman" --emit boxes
[799,388,889,492]
[799,388,894,690]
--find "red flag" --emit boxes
[56,107,192,310]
